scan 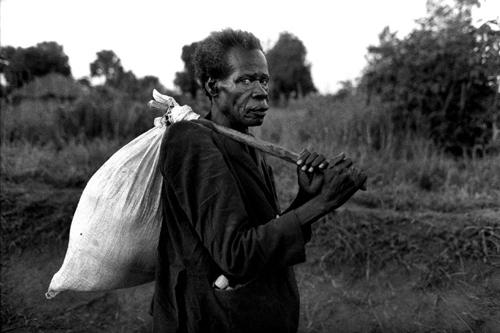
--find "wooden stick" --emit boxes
[148,97,365,189]
[211,122,300,163]
[148,100,300,163]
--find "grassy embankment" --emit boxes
[1,93,499,332]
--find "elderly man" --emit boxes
[152,29,366,333]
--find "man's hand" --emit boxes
[296,150,353,196]
[296,149,329,196]
[290,151,367,226]
[316,161,367,212]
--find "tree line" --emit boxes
[0,45,167,103]
[0,32,317,105]
[173,32,317,104]
[1,0,498,156]
[360,0,499,155]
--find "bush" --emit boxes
[56,88,154,142]
[1,139,121,187]
[256,94,500,212]
[361,4,500,156]
[1,86,162,147]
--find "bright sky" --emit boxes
[1,0,498,93]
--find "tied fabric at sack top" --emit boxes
[46,91,199,299]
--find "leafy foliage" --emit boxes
[89,50,124,86]
[174,42,199,98]
[266,32,317,104]
[171,33,317,104]
[1,88,161,147]
[361,0,500,155]
[0,42,71,91]
[89,50,167,101]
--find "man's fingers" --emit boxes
[301,152,318,171]
[296,149,310,166]
[298,150,329,173]
[316,155,328,170]
[350,168,368,191]
[358,172,368,191]
[306,154,328,172]
[311,154,326,167]
[299,151,354,175]
[334,158,353,171]
[330,152,346,165]
[299,150,345,170]
[297,149,310,165]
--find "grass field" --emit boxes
[1,95,500,332]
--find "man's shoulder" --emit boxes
[163,120,218,153]
[166,120,212,142]
[159,120,228,178]
[168,120,211,136]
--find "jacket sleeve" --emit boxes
[162,121,307,279]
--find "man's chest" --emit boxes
[216,136,280,220]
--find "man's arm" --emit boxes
[280,149,366,240]
[281,149,352,218]
[162,122,308,280]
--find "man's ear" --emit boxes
[205,78,219,98]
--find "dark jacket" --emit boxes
[153,120,308,333]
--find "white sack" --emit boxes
[46,97,199,299]
[46,125,163,298]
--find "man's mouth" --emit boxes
[250,110,266,117]
[247,107,268,118]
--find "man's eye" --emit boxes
[260,79,269,87]
[242,79,251,85]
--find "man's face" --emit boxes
[214,47,270,129]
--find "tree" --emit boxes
[334,80,355,100]
[135,75,166,101]
[90,50,124,87]
[174,42,199,98]
[0,41,71,89]
[88,50,166,101]
[361,0,500,155]
[266,32,316,104]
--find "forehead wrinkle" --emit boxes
[230,48,267,65]
[240,73,269,81]
[221,48,269,85]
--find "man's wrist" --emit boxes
[296,189,316,203]
[292,197,328,226]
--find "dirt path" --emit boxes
[2,243,154,332]
[2,181,499,332]
[3,229,499,333]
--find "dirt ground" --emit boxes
[1,182,500,333]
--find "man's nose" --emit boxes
[252,82,268,100]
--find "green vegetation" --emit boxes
[256,95,500,331]
[0,41,71,93]
[1,1,499,331]
[266,32,317,103]
[174,42,199,99]
[361,1,500,155]
[2,92,499,332]
[173,31,317,104]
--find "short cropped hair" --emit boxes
[193,29,263,98]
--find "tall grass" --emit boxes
[1,87,162,146]
[255,94,500,211]
[1,91,499,330]
[2,91,499,204]
[0,86,163,187]
[251,94,500,289]
[0,139,121,187]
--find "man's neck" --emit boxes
[209,107,248,133]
